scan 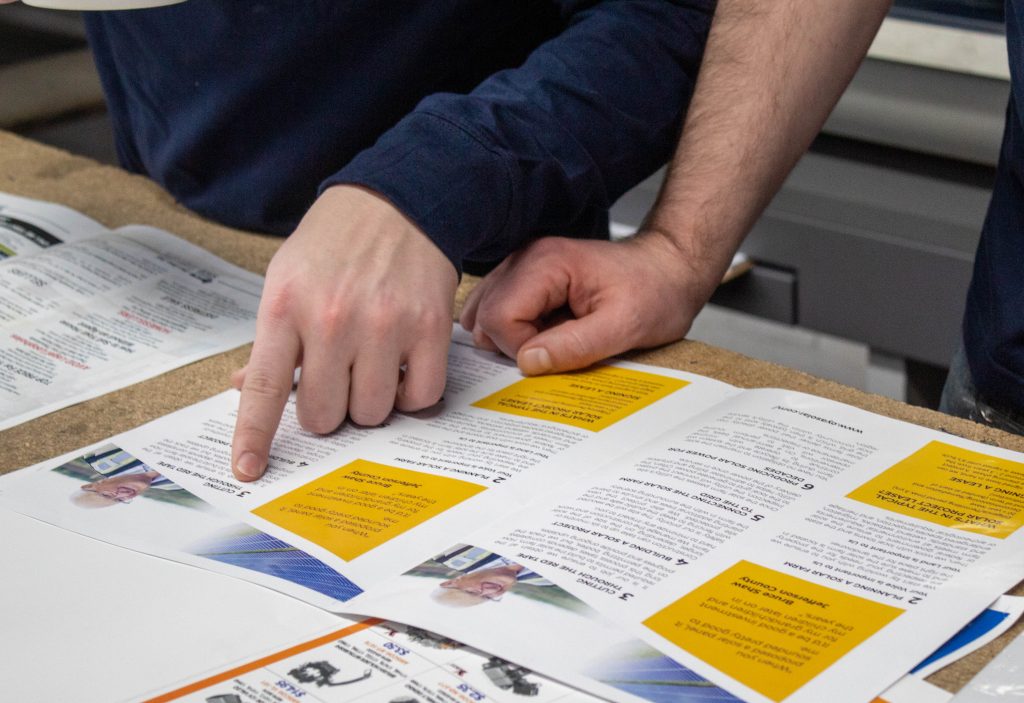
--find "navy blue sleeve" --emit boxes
[322,0,713,272]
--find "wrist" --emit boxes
[632,221,733,312]
[323,111,515,276]
[317,184,457,278]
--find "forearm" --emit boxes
[646,0,892,295]
[328,0,712,271]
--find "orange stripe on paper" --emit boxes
[143,617,383,702]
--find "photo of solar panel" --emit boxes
[595,653,741,703]
[190,526,363,602]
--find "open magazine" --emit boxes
[2,329,1023,703]
[0,192,263,430]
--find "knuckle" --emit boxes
[417,305,449,330]
[299,412,341,435]
[259,287,295,325]
[397,374,442,413]
[565,326,593,362]
[233,420,274,448]
[401,380,444,411]
[314,301,351,334]
[350,403,390,427]
[243,368,291,402]
[475,301,509,332]
[295,390,345,434]
[414,308,451,340]
[363,305,400,341]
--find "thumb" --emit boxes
[517,306,630,375]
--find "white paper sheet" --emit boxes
[0,192,263,430]
[6,331,1024,703]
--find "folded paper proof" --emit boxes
[6,328,1024,703]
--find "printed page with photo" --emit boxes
[345,388,1024,703]
[1,329,738,603]
[101,329,739,591]
[0,191,108,256]
[6,326,1024,703]
[0,443,362,610]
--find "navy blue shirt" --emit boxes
[84,1,712,273]
[964,1,1024,410]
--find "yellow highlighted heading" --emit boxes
[848,440,1024,538]
[644,561,902,701]
[253,459,485,561]
[473,365,688,431]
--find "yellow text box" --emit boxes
[644,561,902,701]
[252,460,485,561]
[848,440,1024,538]
[472,365,688,431]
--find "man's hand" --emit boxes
[231,185,458,482]
[462,0,892,377]
[460,233,722,375]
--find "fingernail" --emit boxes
[520,347,553,375]
[236,451,263,480]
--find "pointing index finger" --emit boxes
[231,325,301,482]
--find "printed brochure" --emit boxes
[4,329,1023,703]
